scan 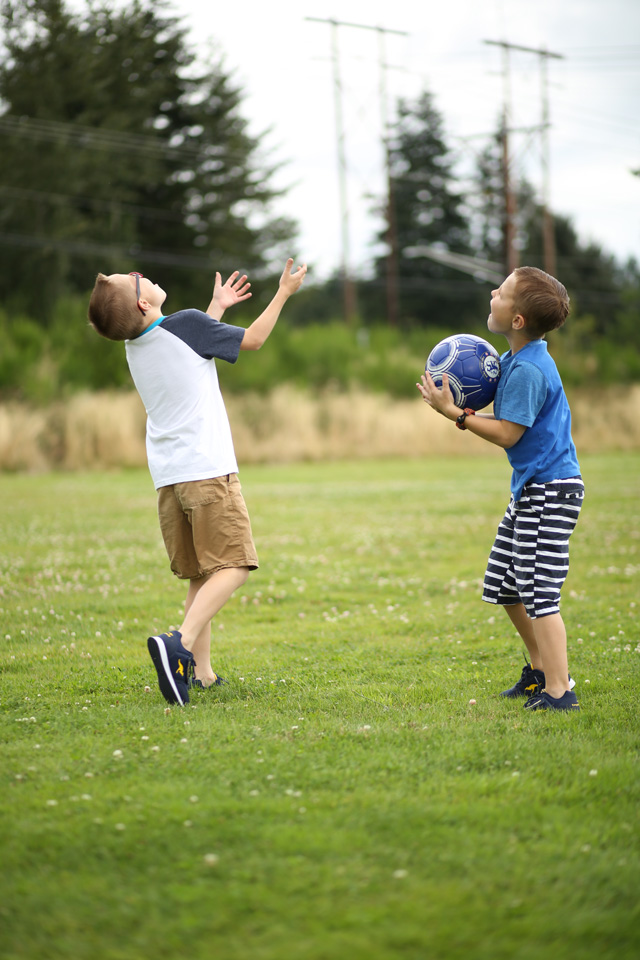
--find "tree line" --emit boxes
[0,0,295,318]
[1,0,638,400]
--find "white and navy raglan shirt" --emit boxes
[125,310,245,490]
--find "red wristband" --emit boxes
[455,408,476,430]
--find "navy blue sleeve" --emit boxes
[160,309,245,363]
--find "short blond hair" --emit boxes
[513,266,570,338]
[88,274,146,341]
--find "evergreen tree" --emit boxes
[469,126,507,268]
[370,90,480,328]
[0,0,295,318]
[518,202,623,335]
[470,118,630,334]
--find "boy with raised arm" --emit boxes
[89,259,307,706]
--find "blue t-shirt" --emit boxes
[493,339,580,501]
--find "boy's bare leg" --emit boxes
[531,612,570,699]
[179,567,250,685]
[504,602,543,671]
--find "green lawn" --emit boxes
[1,454,638,960]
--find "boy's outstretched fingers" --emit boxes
[417,372,438,404]
[280,258,308,292]
[220,270,251,301]
[231,273,251,300]
[417,371,457,418]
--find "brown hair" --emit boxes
[513,266,570,339]
[88,274,145,341]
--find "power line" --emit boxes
[404,245,504,284]
[0,186,186,222]
[0,231,216,270]
[0,114,197,159]
[0,113,275,166]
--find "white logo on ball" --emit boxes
[483,356,500,380]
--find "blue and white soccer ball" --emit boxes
[426,334,501,410]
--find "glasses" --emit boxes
[129,272,147,316]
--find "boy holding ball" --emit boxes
[417,267,584,711]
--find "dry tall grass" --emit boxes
[0,392,147,472]
[1,384,639,472]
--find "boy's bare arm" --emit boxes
[416,372,526,449]
[457,409,525,448]
[207,271,252,320]
[240,259,307,351]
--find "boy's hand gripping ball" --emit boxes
[425,334,501,411]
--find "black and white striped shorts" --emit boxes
[482,477,584,619]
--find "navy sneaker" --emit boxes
[501,659,576,698]
[523,689,580,711]
[501,662,545,698]
[189,672,226,690]
[147,631,195,706]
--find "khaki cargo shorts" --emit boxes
[157,474,259,580]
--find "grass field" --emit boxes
[1,454,639,960]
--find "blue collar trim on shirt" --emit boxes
[135,316,165,338]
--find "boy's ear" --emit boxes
[512,313,526,330]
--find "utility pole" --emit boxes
[485,39,564,276]
[330,20,357,326]
[306,17,406,326]
[377,25,407,327]
[306,17,356,325]
[485,40,518,275]
[538,47,564,276]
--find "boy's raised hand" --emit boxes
[208,271,252,318]
[279,258,308,296]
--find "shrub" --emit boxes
[0,298,637,405]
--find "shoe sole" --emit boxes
[524,695,580,711]
[501,685,540,698]
[190,677,226,689]
[525,700,580,711]
[147,635,188,706]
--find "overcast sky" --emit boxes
[168,0,638,281]
[63,0,631,281]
